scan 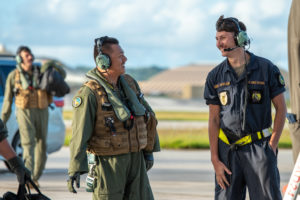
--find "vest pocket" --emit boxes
[16,90,30,109]
[97,137,111,148]
[135,116,148,149]
[88,137,111,155]
[111,133,129,150]
[144,112,157,151]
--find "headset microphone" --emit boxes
[224,46,239,52]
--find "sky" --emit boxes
[0,0,293,70]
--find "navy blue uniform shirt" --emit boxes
[204,52,285,142]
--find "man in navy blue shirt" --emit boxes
[204,15,286,199]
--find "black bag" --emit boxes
[2,178,51,200]
[39,65,70,97]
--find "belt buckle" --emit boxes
[262,128,271,137]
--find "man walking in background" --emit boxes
[1,46,52,187]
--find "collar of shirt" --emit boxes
[223,51,258,74]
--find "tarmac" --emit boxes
[0,96,295,199]
[0,147,295,200]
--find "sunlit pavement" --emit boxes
[0,147,294,200]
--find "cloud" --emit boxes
[0,0,293,70]
[209,2,228,15]
[233,0,287,21]
[30,44,93,67]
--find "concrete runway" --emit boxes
[0,147,295,200]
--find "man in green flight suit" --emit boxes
[67,36,160,200]
[1,46,51,187]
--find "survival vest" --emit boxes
[85,74,156,156]
[14,69,52,109]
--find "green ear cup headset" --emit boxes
[15,46,34,64]
[227,17,250,47]
[16,54,23,64]
[95,36,111,70]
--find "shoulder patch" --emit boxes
[72,96,82,108]
[278,74,285,86]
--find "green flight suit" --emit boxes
[68,68,160,200]
[1,69,48,181]
[288,0,300,163]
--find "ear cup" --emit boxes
[16,55,22,64]
[15,53,34,64]
[236,31,249,47]
[227,17,250,47]
[96,53,111,70]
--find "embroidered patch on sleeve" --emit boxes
[278,74,285,86]
[72,96,82,108]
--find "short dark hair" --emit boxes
[93,36,119,62]
[216,15,247,35]
[16,46,32,55]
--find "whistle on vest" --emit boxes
[105,117,116,135]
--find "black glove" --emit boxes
[143,152,154,171]
[7,156,31,184]
[67,172,80,193]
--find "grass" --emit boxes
[155,111,209,121]
[158,128,210,149]
[158,128,291,149]
[63,110,209,121]
[63,110,292,149]
[64,126,292,149]
[64,128,72,146]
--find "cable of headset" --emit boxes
[242,50,249,131]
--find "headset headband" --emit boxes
[226,17,242,33]
[95,36,109,54]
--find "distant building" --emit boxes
[139,64,290,99]
[139,64,214,99]
[0,44,13,56]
